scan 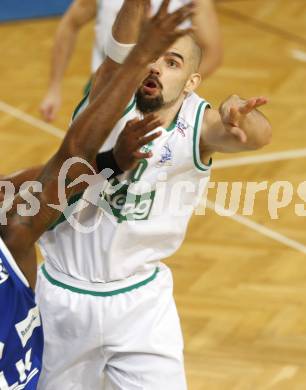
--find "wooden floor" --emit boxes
[1,0,306,388]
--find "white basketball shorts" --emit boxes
[35,263,187,390]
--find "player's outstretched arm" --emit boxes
[40,0,96,122]
[0,117,163,203]
[0,0,195,284]
[201,95,272,159]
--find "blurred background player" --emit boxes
[40,0,222,122]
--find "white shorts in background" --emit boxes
[35,263,187,390]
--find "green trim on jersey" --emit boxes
[83,78,93,97]
[72,87,135,123]
[122,96,136,117]
[193,101,212,171]
[41,264,159,296]
[165,112,179,132]
[72,92,90,121]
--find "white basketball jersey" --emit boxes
[92,0,190,71]
[39,92,211,283]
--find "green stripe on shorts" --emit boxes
[41,264,159,296]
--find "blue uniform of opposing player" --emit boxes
[0,2,193,388]
[0,239,43,389]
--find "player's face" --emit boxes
[136,36,200,113]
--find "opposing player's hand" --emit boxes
[113,114,162,171]
[219,95,268,143]
[137,0,196,62]
[40,88,61,122]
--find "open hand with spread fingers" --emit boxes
[114,114,163,171]
[136,0,196,62]
[219,95,269,144]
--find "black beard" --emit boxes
[135,88,164,113]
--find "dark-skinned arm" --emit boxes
[0,0,195,287]
[0,0,166,201]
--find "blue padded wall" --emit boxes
[0,0,73,22]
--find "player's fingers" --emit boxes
[254,96,268,107]
[156,0,171,17]
[228,106,240,127]
[39,103,48,115]
[174,27,196,39]
[137,131,162,148]
[135,118,162,137]
[132,151,153,160]
[132,113,158,131]
[166,2,195,28]
[240,97,268,115]
[239,99,257,115]
[247,96,268,105]
[126,118,140,126]
[42,106,54,122]
[229,126,247,143]
[125,117,144,132]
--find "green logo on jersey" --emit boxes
[99,177,155,223]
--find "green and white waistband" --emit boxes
[41,263,159,297]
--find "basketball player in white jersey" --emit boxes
[40,0,222,121]
[0,1,195,388]
[28,1,272,389]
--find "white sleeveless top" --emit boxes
[39,92,211,284]
[92,0,191,71]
